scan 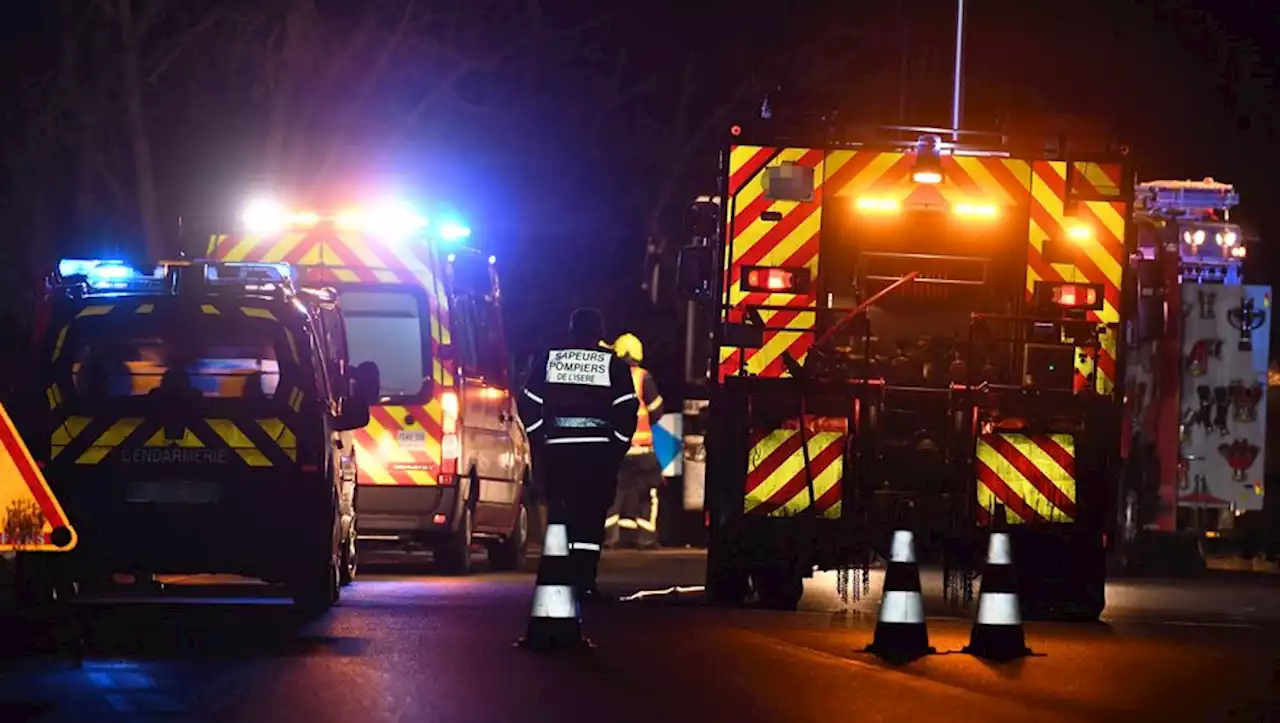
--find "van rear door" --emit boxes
[43,302,316,497]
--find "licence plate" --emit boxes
[127,480,222,505]
[397,430,426,451]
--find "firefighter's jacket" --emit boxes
[518,345,639,448]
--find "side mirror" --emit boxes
[335,361,380,432]
[677,245,713,301]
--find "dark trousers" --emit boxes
[606,451,662,547]
[541,443,623,593]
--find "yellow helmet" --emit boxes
[614,333,643,363]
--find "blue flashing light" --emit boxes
[58,258,127,278]
[438,220,472,243]
[57,258,164,292]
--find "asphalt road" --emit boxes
[0,549,1277,722]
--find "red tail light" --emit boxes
[1054,284,1095,307]
[741,266,811,294]
[440,391,460,480]
[1034,281,1104,311]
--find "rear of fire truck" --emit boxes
[680,124,1133,618]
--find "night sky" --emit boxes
[0,0,1276,388]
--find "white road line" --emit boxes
[1149,620,1260,629]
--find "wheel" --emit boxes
[487,501,529,571]
[290,558,340,612]
[750,567,804,611]
[291,512,342,612]
[12,553,73,611]
[435,505,473,575]
[705,554,750,606]
[339,521,358,586]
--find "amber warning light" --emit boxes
[741,266,811,294]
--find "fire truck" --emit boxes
[1125,179,1269,563]
[676,122,1134,618]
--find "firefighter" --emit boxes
[605,334,665,550]
[518,308,638,600]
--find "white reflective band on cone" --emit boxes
[878,590,925,624]
[976,592,1021,625]
[530,585,577,619]
[543,523,570,557]
[890,530,917,563]
[986,532,1012,565]
[570,541,601,552]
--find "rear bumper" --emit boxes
[50,473,334,581]
[356,484,461,544]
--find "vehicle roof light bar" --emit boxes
[1137,178,1239,219]
[53,257,300,298]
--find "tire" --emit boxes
[12,553,74,611]
[751,567,804,611]
[339,521,358,586]
[705,554,750,606]
[487,501,529,571]
[290,559,340,613]
[291,510,342,612]
[435,505,474,575]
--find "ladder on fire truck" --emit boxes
[1136,178,1239,220]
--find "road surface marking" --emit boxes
[1150,620,1260,629]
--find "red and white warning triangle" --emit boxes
[0,402,76,551]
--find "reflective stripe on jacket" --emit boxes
[517,345,639,446]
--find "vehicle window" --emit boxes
[451,294,481,375]
[307,318,333,405]
[453,293,509,384]
[339,288,429,398]
[67,317,286,399]
[475,296,509,384]
[319,306,348,396]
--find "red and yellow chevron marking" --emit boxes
[1069,160,1125,199]
[825,151,1036,209]
[350,402,446,486]
[1024,161,1126,395]
[744,425,844,519]
[720,147,916,379]
[208,229,433,272]
[975,432,1076,524]
[815,152,1128,395]
[719,146,819,379]
[210,230,456,467]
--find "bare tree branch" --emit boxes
[316,0,418,176]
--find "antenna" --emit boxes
[951,0,966,140]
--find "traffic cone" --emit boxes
[517,522,592,651]
[865,527,934,662]
[964,505,1032,660]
